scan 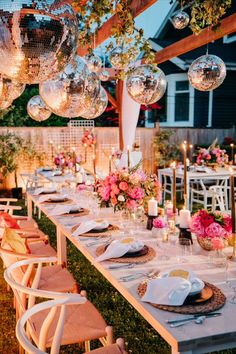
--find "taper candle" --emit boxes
[109,155,112,173]
[84,143,87,162]
[72,147,76,173]
[182,142,187,206]
[171,161,176,214]
[189,144,193,164]
[127,145,131,169]
[49,140,54,160]
[230,143,234,163]
[93,154,96,175]
[229,168,235,234]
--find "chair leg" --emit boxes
[85,340,91,352]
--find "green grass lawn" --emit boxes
[0,200,236,353]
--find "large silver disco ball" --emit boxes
[172,11,190,29]
[188,54,226,91]
[85,54,102,73]
[126,64,167,105]
[27,95,51,121]
[39,56,100,118]
[109,46,138,70]
[0,75,25,108]
[82,86,108,119]
[0,0,78,84]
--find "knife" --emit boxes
[166,312,222,324]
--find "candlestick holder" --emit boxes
[179,227,193,244]
[146,215,156,230]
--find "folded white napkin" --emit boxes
[49,205,80,216]
[33,187,56,196]
[95,239,144,262]
[38,194,67,203]
[141,277,191,306]
[72,220,99,237]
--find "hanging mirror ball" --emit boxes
[27,95,51,121]
[39,56,100,118]
[172,11,190,29]
[0,75,25,101]
[109,46,138,70]
[126,64,167,105]
[99,70,110,81]
[0,0,78,84]
[82,86,108,119]
[188,54,226,91]
[85,54,102,73]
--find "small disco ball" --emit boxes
[126,64,167,105]
[99,70,110,81]
[27,95,51,121]
[0,75,25,107]
[0,0,78,84]
[82,86,108,119]
[109,46,138,70]
[188,54,226,91]
[39,56,100,118]
[85,54,102,73]
[172,11,190,29]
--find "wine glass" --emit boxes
[226,265,236,304]
[177,238,192,263]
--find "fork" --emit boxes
[86,237,112,247]
[119,269,160,282]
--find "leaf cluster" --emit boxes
[153,129,181,168]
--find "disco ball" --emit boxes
[0,0,78,84]
[99,70,110,81]
[126,64,167,105]
[85,54,102,73]
[0,75,25,109]
[82,86,108,119]
[172,11,190,29]
[109,46,138,70]
[27,95,51,121]
[39,56,100,118]
[188,54,226,91]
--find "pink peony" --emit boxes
[223,214,232,233]
[205,222,225,238]
[128,187,145,200]
[119,181,129,191]
[153,217,166,229]
[111,183,120,195]
[211,237,225,250]
[99,185,111,201]
[190,217,206,238]
[126,199,138,211]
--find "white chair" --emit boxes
[209,184,236,212]
[190,177,229,211]
[4,257,113,352]
[163,175,184,201]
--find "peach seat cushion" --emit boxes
[31,302,107,347]
[88,344,124,354]
[29,241,56,257]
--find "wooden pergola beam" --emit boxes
[149,13,236,65]
[77,0,158,56]
[105,89,118,109]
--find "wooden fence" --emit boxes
[0,126,235,189]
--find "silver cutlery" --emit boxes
[119,269,160,282]
[166,312,222,324]
[108,263,135,270]
[170,316,206,327]
[86,237,112,247]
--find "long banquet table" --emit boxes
[26,190,236,354]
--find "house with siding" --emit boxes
[147,1,236,129]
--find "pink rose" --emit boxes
[119,181,128,191]
[111,184,120,195]
[223,214,232,233]
[126,199,138,211]
[128,187,144,200]
[153,217,166,229]
[190,218,206,238]
[211,237,225,250]
[205,222,225,238]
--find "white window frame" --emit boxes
[223,34,236,44]
[160,73,194,127]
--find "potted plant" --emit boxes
[0,132,40,198]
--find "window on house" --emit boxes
[175,81,190,122]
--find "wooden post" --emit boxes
[116,79,124,150]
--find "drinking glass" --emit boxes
[226,265,236,304]
[177,238,192,263]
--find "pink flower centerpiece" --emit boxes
[81,129,96,147]
[54,152,81,170]
[196,140,228,166]
[190,209,232,251]
[96,168,161,212]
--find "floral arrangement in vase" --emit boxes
[190,209,232,251]
[54,152,81,169]
[196,139,228,166]
[96,168,161,212]
[81,129,96,147]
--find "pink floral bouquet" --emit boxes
[96,169,161,212]
[153,217,166,229]
[190,209,232,246]
[81,129,96,147]
[196,146,228,166]
[54,152,80,169]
